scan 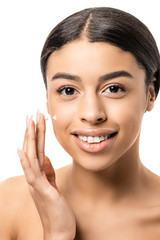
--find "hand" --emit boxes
[17,112,76,240]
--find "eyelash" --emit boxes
[57,84,125,96]
[103,84,125,94]
[57,85,78,96]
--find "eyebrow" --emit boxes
[51,70,133,82]
[98,71,133,82]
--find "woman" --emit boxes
[0,7,160,240]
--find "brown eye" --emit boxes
[57,87,77,96]
[105,85,125,94]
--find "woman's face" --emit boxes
[46,40,154,171]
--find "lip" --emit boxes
[71,128,118,137]
[72,131,118,153]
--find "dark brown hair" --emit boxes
[41,7,160,97]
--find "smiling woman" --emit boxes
[46,40,152,170]
[0,7,160,240]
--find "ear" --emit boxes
[146,80,156,112]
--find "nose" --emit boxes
[79,94,107,125]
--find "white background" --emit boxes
[0,0,160,181]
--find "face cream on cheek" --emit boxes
[53,115,57,120]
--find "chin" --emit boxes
[72,153,118,172]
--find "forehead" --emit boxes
[46,40,145,81]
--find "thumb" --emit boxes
[43,156,57,189]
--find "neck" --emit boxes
[70,142,146,204]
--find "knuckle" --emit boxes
[25,170,38,186]
[39,129,45,135]
[38,152,44,157]
[42,185,56,199]
[36,125,45,133]
[28,177,40,189]
[28,133,36,141]
[26,174,36,186]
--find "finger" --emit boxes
[26,117,37,160]
[18,148,43,189]
[22,116,29,152]
[26,117,41,172]
[18,149,57,197]
[17,148,35,185]
[22,130,27,152]
[36,112,46,168]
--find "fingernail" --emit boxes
[17,148,23,159]
[36,109,40,124]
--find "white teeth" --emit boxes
[79,136,83,140]
[99,136,105,141]
[82,136,87,142]
[77,135,109,143]
[88,136,94,143]
[93,136,100,143]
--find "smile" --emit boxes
[76,133,117,144]
[72,131,118,153]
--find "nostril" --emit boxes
[97,118,103,122]
[81,115,107,124]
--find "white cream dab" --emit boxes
[53,115,57,120]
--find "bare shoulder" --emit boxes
[0,175,30,205]
[0,176,34,239]
[144,168,160,203]
[137,168,160,236]
[0,175,28,191]
[0,166,72,239]
[0,175,30,214]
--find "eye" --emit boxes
[57,86,78,96]
[104,84,125,94]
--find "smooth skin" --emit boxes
[1,40,160,240]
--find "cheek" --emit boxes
[108,97,145,141]
[48,101,76,141]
